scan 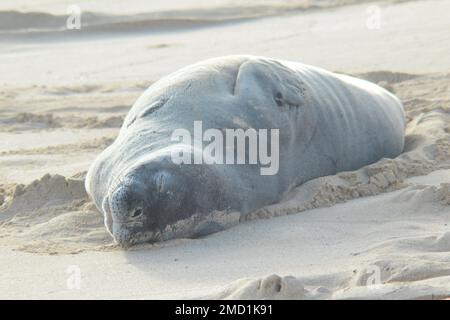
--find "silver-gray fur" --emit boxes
[85,55,405,246]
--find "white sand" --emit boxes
[1,0,450,299]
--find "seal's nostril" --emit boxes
[131,208,143,218]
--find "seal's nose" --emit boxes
[109,180,145,222]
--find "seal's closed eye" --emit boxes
[131,207,143,218]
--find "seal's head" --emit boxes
[102,154,237,246]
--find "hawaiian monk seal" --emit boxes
[85,55,405,246]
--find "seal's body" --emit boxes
[86,56,405,245]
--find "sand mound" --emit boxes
[410,232,450,252]
[1,173,86,215]
[208,274,314,300]
[353,257,450,285]
[333,279,450,300]
[206,251,450,299]
[387,183,450,206]
[335,256,450,299]
[0,173,112,254]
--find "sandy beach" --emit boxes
[1,0,449,299]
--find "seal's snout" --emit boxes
[109,180,146,223]
[107,178,155,246]
[105,167,193,245]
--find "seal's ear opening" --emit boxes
[130,207,143,218]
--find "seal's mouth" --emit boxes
[110,209,241,247]
[112,226,161,247]
[104,194,157,246]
